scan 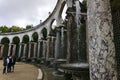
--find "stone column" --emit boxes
[37,40,41,59]
[61,27,64,59]
[33,43,37,58]
[28,43,31,58]
[0,44,4,58]
[55,27,61,60]
[46,36,50,60]
[8,44,12,56]
[18,43,22,58]
[87,0,117,80]
[51,36,55,58]
[22,44,26,58]
[75,0,81,62]
[61,27,67,59]
[42,40,46,58]
[12,44,16,56]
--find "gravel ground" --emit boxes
[0,60,38,80]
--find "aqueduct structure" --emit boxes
[0,0,120,80]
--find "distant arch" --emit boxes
[49,19,57,36]
[41,28,47,40]
[1,37,10,44]
[22,35,29,43]
[32,32,38,42]
[12,36,20,44]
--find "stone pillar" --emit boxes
[8,44,12,56]
[61,27,67,59]
[75,0,81,62]
[61,27,64,59]
[87,0,117,80]
[55,27,61,60]
[0,44,4,58]
[12,44,16,56]
[18,43,22,58]
[46,36,50,60]
[42,40,46,58]
[22,44,27,58]
[51,36,56,58]
[28,43,31,58]
[33,43,37,58]
[37,40,41,59]
[66,7,81,63]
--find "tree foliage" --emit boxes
[0,25,10,33]
[25,25,33,29]
[9,25,22,32]
[110,0,120,10]
[0,24,36,44]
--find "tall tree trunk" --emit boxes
[87,0,117,80]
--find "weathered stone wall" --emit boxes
[87,0,117,80]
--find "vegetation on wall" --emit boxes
[0,25,33,33]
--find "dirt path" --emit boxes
[0,60,38,80]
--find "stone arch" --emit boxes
[59,1,66,20]
[1,37,10,57]
[62,3,67,20]
[50,19,57,30]
[41,27,47,40]
[22,35,30,43]
[49,19,57,36]
[12,36,20,44]
[55,0,66,26]
[1,37,10,44]
[32,32,38,42]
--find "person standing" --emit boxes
[7,56,12,72]
[11,56,16,72]
[3,56,9,74]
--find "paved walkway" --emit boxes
[0,60,39,80]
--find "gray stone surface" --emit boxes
[87,0,117,80]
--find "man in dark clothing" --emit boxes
[7,56,12,72]
[3,56,9,74]
[11,56,16,72]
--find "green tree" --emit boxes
[25,25,33,29]
[0,25,10,33]
[9,25,22,32]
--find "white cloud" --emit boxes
[0,0,84,28]
[0,0,57,27]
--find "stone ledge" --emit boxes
[37,69,43,80]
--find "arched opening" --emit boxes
[58,1,66,21]
[1,37,10,57]
[1,37,10,44]
[41,28,47,40]
[49,20,57,37]
[22,35,29,43]
[12,36,20,44]
[51,20,57,30]
[62,4,67,20]
[12,36,20,57]
[32,32,38,42]
[22,35,30,58]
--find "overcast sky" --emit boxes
[0,0,83,28]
